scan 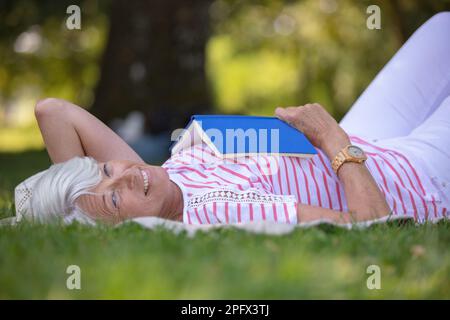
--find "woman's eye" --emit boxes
[103,163,110,177]
[112,191,118,208]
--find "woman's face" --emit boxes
[77,160,173,224]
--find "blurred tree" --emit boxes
[0,0,108,125]
[91,0,212,134]
[386,0,450,44]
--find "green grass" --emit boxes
[0,150,449,299]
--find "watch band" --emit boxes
[331,145,366,175]
[331,150,347,174]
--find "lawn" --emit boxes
[0,150,449,299]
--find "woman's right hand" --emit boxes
[274,103,350,159]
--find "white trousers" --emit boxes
[340,12,450,204]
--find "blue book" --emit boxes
[170,115,317,158]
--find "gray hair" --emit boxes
[15,156,102,224]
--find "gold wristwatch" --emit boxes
[331,145,367,175]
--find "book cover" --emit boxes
[170,115,317,158]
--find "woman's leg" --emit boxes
[379,96,450,181]
[374,95,450,211]
[340,12,450,141]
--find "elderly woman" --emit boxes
[13,13,450,226]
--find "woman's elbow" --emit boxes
[35,98,66,120]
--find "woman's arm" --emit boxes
[295,158,391,224]
[35,98,144,164]
[275,103,391,224]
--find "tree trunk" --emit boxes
[91,0,211,135]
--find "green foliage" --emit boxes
[207,0,450,118]
[1,0,449,151]
[0,0,109,151]
[0,149,50,217]
[0,0,109,124]
[207,35,300,115]
[0,121,43,151]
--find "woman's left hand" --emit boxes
[275,103,349,157]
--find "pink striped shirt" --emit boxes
[162,136,447,225]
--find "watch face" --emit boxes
[347,146,364,158]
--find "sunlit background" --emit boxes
[0,0,448,153]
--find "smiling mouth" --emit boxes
[140,169,149,195]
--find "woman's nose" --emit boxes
[112,169,137,190]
